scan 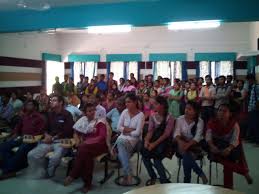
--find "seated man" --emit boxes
[106,97,125,134]
[0,93,14,128]
[27,95,74,178]
[0,100,45,180]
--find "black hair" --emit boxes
[186,101,201,136]
[125,93,138,102]
[51,95,65,105]
[25,100,39,111]
[205,75,212,81]
[83,102,96,112]
[219,75,226,80]
[155,95,169,129]
[227,75,233,80]
[219,102,239,115]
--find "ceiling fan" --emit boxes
[17,0,51,11]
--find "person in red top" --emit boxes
[64,103,108,193]
[0,100,45,180]
[108,72,118,91]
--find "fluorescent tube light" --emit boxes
[87,25,132,34]
[168,20,221,30]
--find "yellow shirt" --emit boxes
[187,90,197,101]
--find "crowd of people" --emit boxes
[0,71,258,193]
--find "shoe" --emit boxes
[201,174,208,184]
[64,176,74,186]
[244,174,253,184]
[146,179,156,186]
[0,172,16,180]
[80,186,91,193]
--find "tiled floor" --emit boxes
[0,143,258,194]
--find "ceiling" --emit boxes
[0,0,259,33]
[0,0,153,11]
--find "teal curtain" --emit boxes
[68,54,100,62]
[195,52,236,61]
[149,53,187,61]
[42,53,62,62]
[106,54,142,62]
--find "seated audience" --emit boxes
[35,88,49,113]
[27,95,74,178]
[0,100,45,179]
[206,103,252,188]
[114,93,144,185]
[9,92,23,115]
[106,97,125,133]
[174,101,208,184]
[64,103,109,193]
[0,93,14,125]
[67,91,81,107]
[103,92,116,113]
[85,79,99,96]
[141,96,174,185]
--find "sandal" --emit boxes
[145,179,156,186]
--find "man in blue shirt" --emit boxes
[96,74,107,94]
[106,97,125,133]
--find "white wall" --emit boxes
[0,32,59,60]
[250,21,259,51]
[0,22,252,61]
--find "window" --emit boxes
[199,61,210,80]
[110,61,124,82]
[219,61,233,76]
[73,62,97,84]
[46,61,64,95]
[84,62,97,81]
[127,61,138,80]
[154,61,182,84]
[199,61,234,82]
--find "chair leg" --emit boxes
[209,160,212,185]
[177,158,181,183]
[216,163,218,182]
[197,159,203,183]
[136,152,140,176]
[66,159,73,176]
[99,159,115,184]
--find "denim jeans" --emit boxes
[182,152,204,183]
[27,142,68,177]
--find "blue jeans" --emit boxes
[182,152,204,183]
[0,138,36,174]
[142,156,168,183]
[117,140,133,176]
[27,142,68,177]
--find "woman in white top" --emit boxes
[174,101,208,184]
[115,93,144,185]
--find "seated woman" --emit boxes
[64,103,109,193]
[114,93,144,185]
[206,103,252,188]
[103,92,116,113]
[174,101,208,184]
[141,96,174,185]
